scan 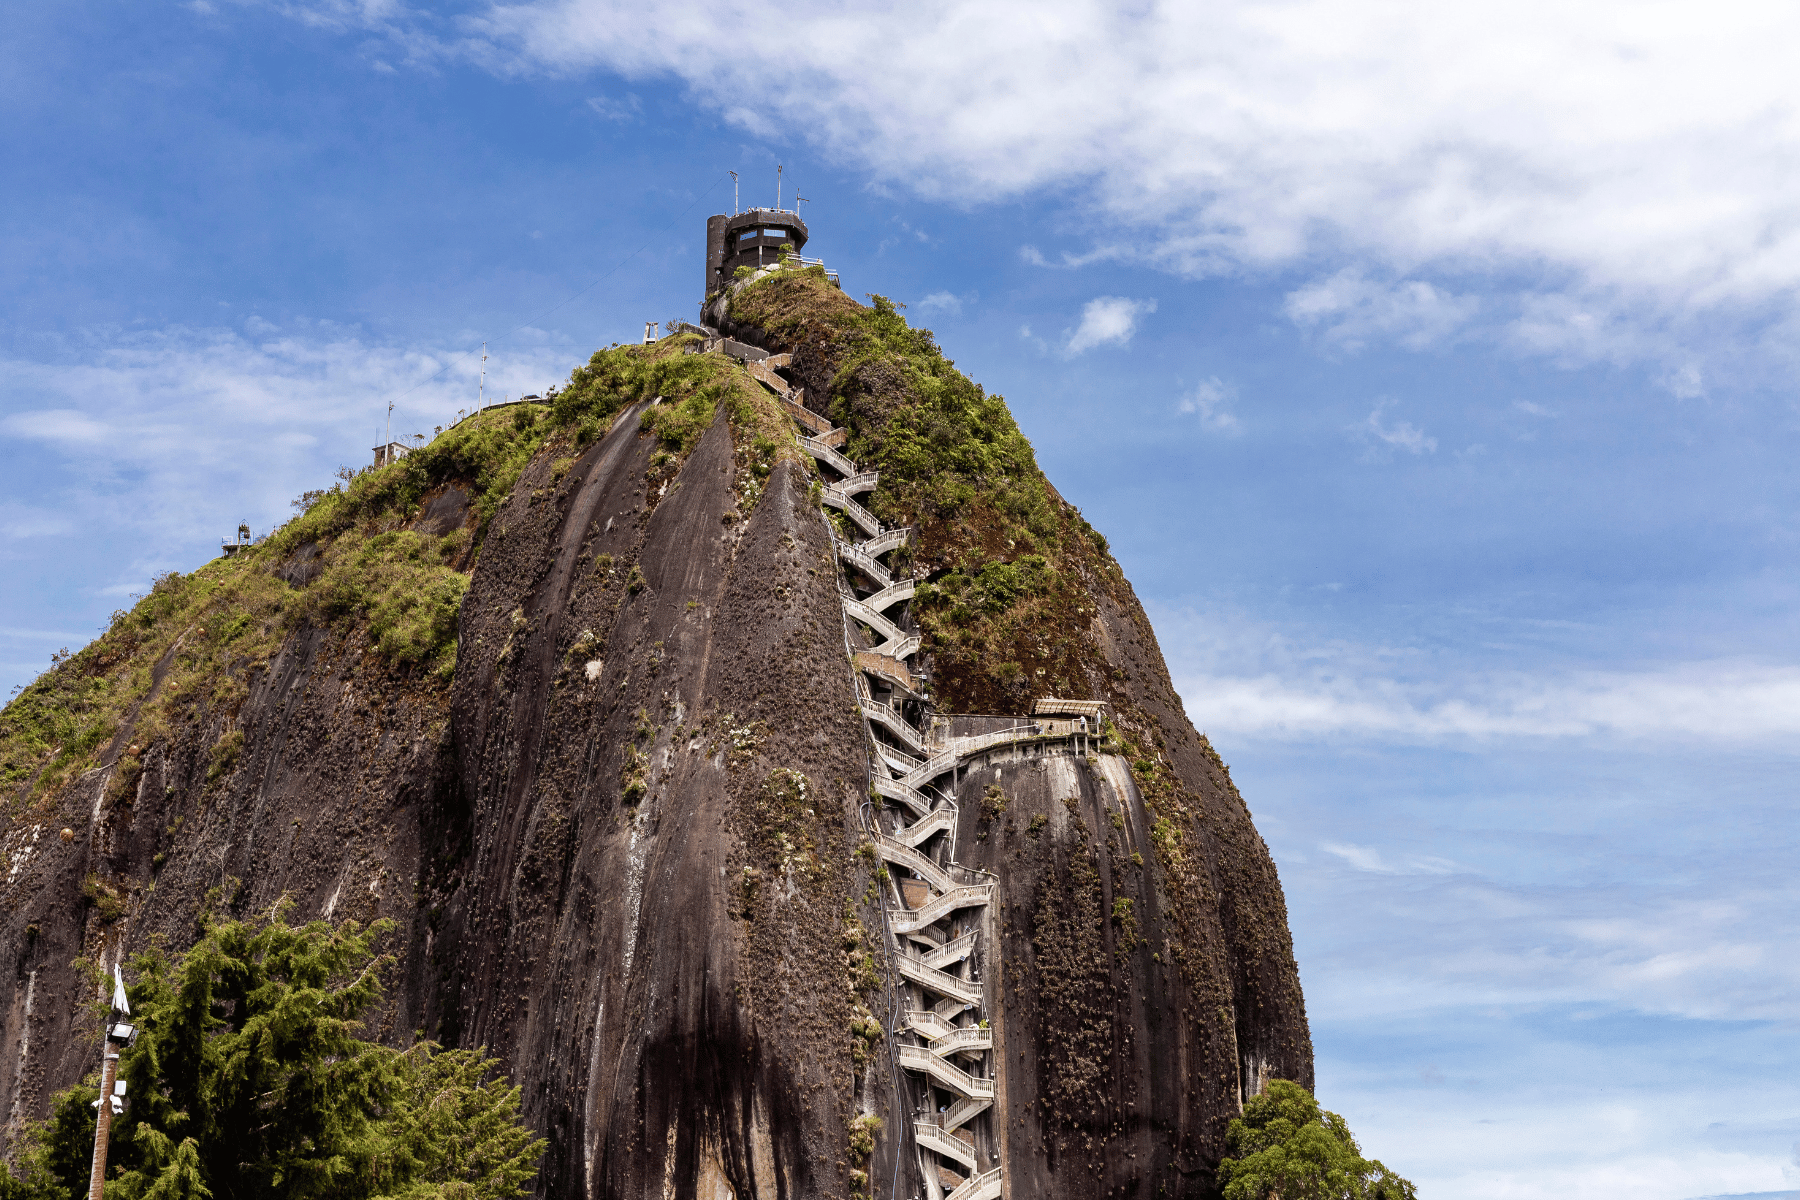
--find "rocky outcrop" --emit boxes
[2,278,1310,1200]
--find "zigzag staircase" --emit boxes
[749,350,1005,1200]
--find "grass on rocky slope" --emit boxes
[1,337,794,817]
[728,271,1123,714]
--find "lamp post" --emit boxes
[86,965,133,1200]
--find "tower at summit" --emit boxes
[704,207,808,297]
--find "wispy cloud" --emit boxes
[1064,296,1155,355]
[1321,842,1457,876]
[915,290,964,317]
[1177,376,1241,434]
[1286,271,1479,352]
[1177,659,1800,746]
[0,319,574,565]
[1358,399,1437,456]
[584,92,641,121]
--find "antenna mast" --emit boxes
[385,401,393,451]
[730,170,738,215]
[479,342,487,412]
[777,163,782,212]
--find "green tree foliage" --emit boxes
[1218,1080,1416,1200]
[1,913,543,1200]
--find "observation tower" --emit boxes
[704,207,809,298]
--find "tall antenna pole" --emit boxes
[777,163,782,212]
[479,342,487,412]
[385,401,393,452]
[797,195,809,221]
[729,170,738,215]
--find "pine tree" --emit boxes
[2,910,543,1200]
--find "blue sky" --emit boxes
[5,2,1800,1195]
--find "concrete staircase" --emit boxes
[772,357,1006,1200]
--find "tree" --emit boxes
[2,911,543,1200]
[1217,1079,1416,1200]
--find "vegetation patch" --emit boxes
[728,277,1122,712]
[1218,1079,1416,1200]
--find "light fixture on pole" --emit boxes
[86,965,135,1200]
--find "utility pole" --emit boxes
[730,170,738,215]
[86,966,134,1200]
[479,343,488,412]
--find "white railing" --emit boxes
[915,1124,978,1170]
[837,470,880,495]
[895,955,983,1006]
[872,774,931,817]
[887,884,992,934]
[930,1025,992,1055]
[861,526,912,557]
[838,541,891,588]
[893,1045,993,1098]
[898,748,959,790]
[923,931,976,970]
[845,597,907,646]
[823,488,882,536]
[861,577,916,613]
[863,699,925,754]
[875,742,925,780]
[877,632,920,660]
[888,803,955,847]
[938,1096,992,1132]
[877,835,953,893]
[796,433,856,476]
[944,1167,1003,1200]
[905,1009,955,1040]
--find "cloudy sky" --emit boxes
[6,2,1800,1195]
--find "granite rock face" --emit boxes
[1,290,1310,1200]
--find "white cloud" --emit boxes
[1320,841,1457,876]
[1064,296,1155,355]
[1177,660,1800,746]
[915,290,963,317]
[1359,399,1436,456]
[0,320,574,565]
[273,0,1800,378]
[1177,376,1241,433]
[2,409,110,444]
[584,92,640,121]
[1285,270,1479,351]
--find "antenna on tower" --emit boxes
[729,170,738,215]
[479,342,488,412]
[797,195,810,219]
[777,163,782,212]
